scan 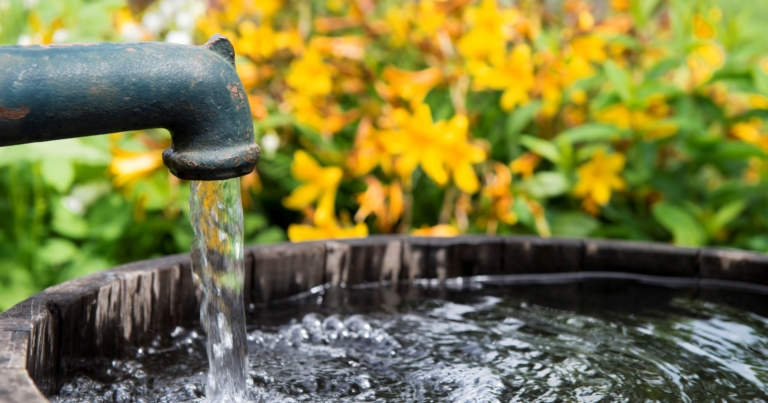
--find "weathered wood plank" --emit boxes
[503,236,583,274]
[0,369,48,403]
[700,248,768,285]
[249,242,326,302]
[583,239,699,277]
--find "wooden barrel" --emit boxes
[2,235,768,402]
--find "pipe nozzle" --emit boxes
[0,34,260,180]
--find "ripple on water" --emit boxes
[52,281,768,402]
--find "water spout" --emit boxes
[0,34,259,180]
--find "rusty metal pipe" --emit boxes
[0,35,260,180]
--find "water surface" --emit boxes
[52,279,768,402]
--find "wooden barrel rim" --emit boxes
[2,235,768,402]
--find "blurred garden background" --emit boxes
[2,0,768,310]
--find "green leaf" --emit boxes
[709,142,768,160]
[245,214,268,235]
[0,139,110,166]
[604,61,632,102]
[506,101,542,135]
[253,226,287,244]
[555,124,623,144]
[0,260,37,311]
[38,238,79,266]
[652,201,706,247]
[41,159,75,193]
[57,256,110,283]
[551,212,599,238]
[753,63,768,96]
[87,194,130,241]
[521,172,569,199]
[52,201,89,239]
[520,135,561,164]
[705,200,747,237]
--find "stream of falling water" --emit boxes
[189,178,250,402]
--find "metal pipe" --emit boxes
[0,35,260,180]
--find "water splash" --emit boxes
[52,282,768,402]
[189,179,249,402]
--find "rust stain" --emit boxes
[227,84,243,101]
[0,106,29,120]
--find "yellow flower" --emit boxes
[611,0,629,11]
[470,44,534,111]
[285,92,354,136]
[236,61,259,90]
[412,224,460,237]
[283,150,343,226]
[384,105,448,184]
[748,94,768,110]
[381,67,443,108]
[417,0,446,36]
[236,21,277,60]
[574,149,626,209]
[693,14,716,40]
[595,99,677,141]
[595,104,632,129]
[469,0,515,33]
[385,5,414,46]
[562,55,596,86]
[570,35,607,62]
[437,114,486,193]
[687,43,725,86]
[457,26,506,63]
[255,0,283,21]
[25,12,64,44]
[286,49,334,98]
[732,119,768,151]
[384,105,485,192]
[109,149,164,188]
[288,221,368,242]
[457,0,514,62]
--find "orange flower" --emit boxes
[381,67,442,108]
[354,177,403,232]
[483,163,517,226]
[509,152,540,179]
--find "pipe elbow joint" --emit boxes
[0,34,259,180]
[161,35,260,180]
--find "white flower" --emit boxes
[260,132,280,158]
[165,30,192,45]
[175,11,195,32]
[120,22,144,42]
[17,34,32,46]
[52,29,68,43]
[142,12,165,35]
